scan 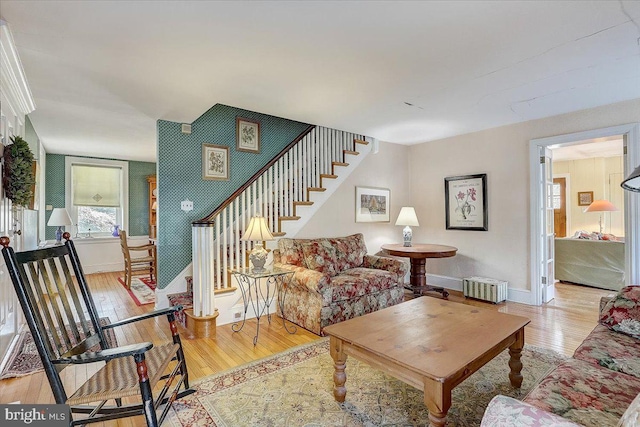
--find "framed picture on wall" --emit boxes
[202,143,229,181]
[578,191,593,206]
[355,186,390,222]
[444,173,488,231]
[236,117,261,153]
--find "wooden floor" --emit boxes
[0,272,614,426]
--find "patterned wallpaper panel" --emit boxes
[157,104,310,289]
[44,153,155,239]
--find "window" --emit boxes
[65,157,128,237]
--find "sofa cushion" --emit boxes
[574,324,640,378]
[301,240,338,277]
[277,238,306,267]
[328,233,368,273]
[524,358,640,427]
[600,285,640,339]
[320,267,399,304]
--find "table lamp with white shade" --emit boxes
[585,199,618,234]
[241,215,274,272]
[47,208,73,244]
[395,207,419,247]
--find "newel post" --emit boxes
[191,221,216,317]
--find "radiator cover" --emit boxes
[463,276,508,303]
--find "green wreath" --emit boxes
[3,135,35,207]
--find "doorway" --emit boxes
[529,124,640,306]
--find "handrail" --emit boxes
[193,124,316,225]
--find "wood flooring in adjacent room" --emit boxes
[0,272,613,427]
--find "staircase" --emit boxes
[182,126,372,322]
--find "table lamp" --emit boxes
[585,199,618,234]
[47,208,73,244]
[241,215,274,272]
[395,207,419,247]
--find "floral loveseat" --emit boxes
[482,285,640,427]
[272,233,408,335]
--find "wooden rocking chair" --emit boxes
[1,233,193,426]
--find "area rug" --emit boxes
[117,276,156,306]
[167,338,567,427]
[0,317,116,380]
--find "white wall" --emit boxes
[407,98,640,292]
[554,156,625,237]
[296,141,411,253]
[73,235,150,274]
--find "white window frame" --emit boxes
[65,156,129,238]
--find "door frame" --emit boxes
[529,123,640,306]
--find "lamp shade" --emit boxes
[622,165,640,192]
[47,208,73,226]
[395,207,419,227]
[241,215,274,241]
[585,200,618,213]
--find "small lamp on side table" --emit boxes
[585,199,618,234]
[395,207,419,247]
[242,215,275,272]
[47,208,73,245]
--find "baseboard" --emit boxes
[155,263,193,309]
[83,262,123,274]
[426,273,533,305]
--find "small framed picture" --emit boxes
[578,191,593,206]
[236,117,261,153]
[445,173,488,231]
[355,186,390,223]
[202,144,229,181]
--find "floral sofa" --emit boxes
[482,285,640,427]
[272,233,408,335]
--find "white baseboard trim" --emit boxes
[84,263,123,274]
[426,273,533,305]
[426,274,463,291]
[155,264,193,309]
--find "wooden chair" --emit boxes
[119,229,156,289]
[0,233,193,427]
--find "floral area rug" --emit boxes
[0,317,116,380]
[117,276,156,306]
[167,338,566,427]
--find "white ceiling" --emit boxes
[552,136,624,162]
[2,1,640,162]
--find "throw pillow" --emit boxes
[600,286,640,339]
[618,391,640,427]
[301,240,338,277]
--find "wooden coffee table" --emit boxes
[323,298,530,427]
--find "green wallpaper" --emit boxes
[44,154,155,239]
[157,104,310,289]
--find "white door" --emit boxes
[540,147,555,303]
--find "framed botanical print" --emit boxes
[578,191,593,206]
[444,173,488,231]
[202,143,229,181]
[236,117,261,153]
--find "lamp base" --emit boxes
[403,226,413,247]
[249,243,268,273]
[55,226,64,245]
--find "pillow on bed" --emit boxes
[600,286,640,339]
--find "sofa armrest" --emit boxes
[274,262,331,294]
[481,395,582,427]
[600,296,613,315]
[362,255,409,281]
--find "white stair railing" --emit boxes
[190,126,368,317]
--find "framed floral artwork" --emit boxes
[444,173,488,231]
[202,144,229,181]
[355,186,390,222]
[578,191,593,206]
[236,117,261,153]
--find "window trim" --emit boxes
[65,156,129,237]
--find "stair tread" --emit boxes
[279,216,301,220]
[332,162,349,166]
[354,139,369,145]
[308,187,326,192]
[343,150,359,155]
[293,201,314,205]
[320,174,338,179]
[272,232,286,237]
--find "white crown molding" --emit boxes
[0,20,35,116]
